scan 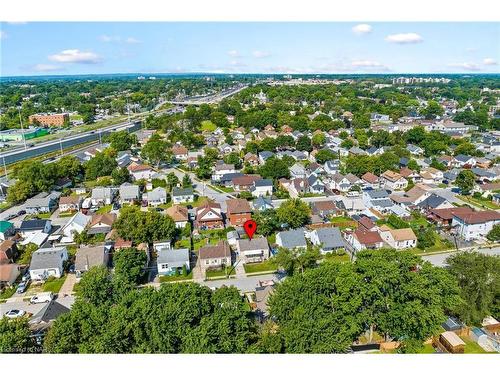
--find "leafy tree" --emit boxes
[486,224,500,242]
[276,198,310,229]
[258,157,290,181]
[113,247,148,286]
[314,149,337,164]
[421,100,444,119]
[56,155,83,181]
[268,263,364,353]
[340,138,354,149]
[417,227,437,249]
[182,174,192,188]
[111,167,131,185]
[455,170,476,195]
[166,172,180,191]
[141,133,171,167]
[0,317,35,353]
[108,130,137,151]
[311,133,326,148]
[223,152,242,169]
[113,205,175,243]
[295,136,312,152]
[77,266,114,306]
[253,209,280,237]
[454,142,483,157]
[352,113,370,129]
[17,243,38,265]
[446,252,500,325]
[84,152,117,181]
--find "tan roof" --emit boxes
[199,240,231,260]
[127,162,152,172]
[362,172,379,183]
[59,195,81,205]
[114,238,133,249]
[381,170,404,182]
[166,205,189,222]
[391,228,417,241]
[89,213,116,228]
[399,167,415,178]
[172,145,188,155]
[441,331,465,347]
[226,198,252,215]
[0,263,20,282]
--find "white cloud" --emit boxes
[227,50,240,57]
[229,60,247,67]
[352,24,372,35]
[32,64,63,72]
[483,58,498,66]
[252,50,271,58]
[0,31,6,39]
[99,34,121,42]
[447,62,481,71]
[48,49,102,64]
[125,37,141,44]
[385,33,423,44]
[351,60,389,70]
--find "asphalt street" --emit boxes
[421,246,500,267]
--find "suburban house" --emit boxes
[329,173,351,192]
[60,212,91,243]
[453,154,477,168]
[390,185,430,207]
[346,228,384,252]
[171,187,195,204]
[0,221,15,240]
[29,246,69,281]
[119,183,141,205]
[166,205,189,228]
[128,162,154,181]
[232,175,262,191]
[253,196,274,211]
[361,172,380,189]
[195,201,224,230]
[407,144,424,156]
[58,195,82,213]
[212,163,236,182]
[250,179,273,197]
[172,144,188,161]
[25,192,60,214]
[145,187,167,206]
[258,151,275,164]
[74,245,110,278]
[199,240,232,274]
[427,206,475,228]
[324,160,341,174]
[417,194,454,212]
[378,225,417,249]
[307,175,325,194]
[157,247,190,276]
[226,198,252,226]
[87,213,117,235]
[290,163,307,179]
[0,263,21,287]
[235,237,270,263]
[309,227,346,254]
[91,187,116,206]
[0,240,17,264]
[19,219,52,238]
[451,210,500,241]
[310,200,338,218]
[380,170,408,191]
[276,228,307,249]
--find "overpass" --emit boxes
[164,84,248,106]
[0,121,142,165]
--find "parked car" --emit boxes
[30,292,54,304]
[21,271,31,282]
[5,213,16,220]
[4,309,26,319]
[17,209,26,216]
[16,281,29,294]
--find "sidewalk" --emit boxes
[58,274,77,296]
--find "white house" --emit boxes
[251,179,273,197]
[171,187,195,204]
[127,163,154,181]
[29,247,69,281]
[146,187,167,206]
[19,220,52,239]
[212,163,236,181]
[451,210,500,241]
[378,226,417,249]
[380,170,408,191]
[91,187,116,206]
[156,247,190,276]
[60,212,91,243]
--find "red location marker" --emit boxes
[243,219,257,240]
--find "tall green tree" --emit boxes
[276,198,310,229]
[455,170,476,195]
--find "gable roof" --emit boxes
[30,247,66,270]
[362,172,379,183]
[226,198,252,215]
[381,170,404,182]
[313,227,345,248]
[199,240,231,260]
[277,228,307,248]
[354,229,383,245]
[453,210,500,225]
[75,246,108,271]
[237,237,269,252]
[166,205,189,222]
[89,213,116,228]
[20,219,49,231]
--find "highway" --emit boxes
[165,84,248,105]
[0,121,142,165]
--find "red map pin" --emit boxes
[243,219,257,240]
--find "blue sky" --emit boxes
[1,22,499,76]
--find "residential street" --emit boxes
[421,246,500,267]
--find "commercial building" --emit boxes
[28,113,69,126]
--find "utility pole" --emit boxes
[126,98,131,124]
[18,107,27,150]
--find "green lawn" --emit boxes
[462,336,491,354]
[458,195,500,210]
[0,286,17,300]
[323,253,350,264]
[244,260,277,274]
[206,266,235,279]
[43,276,67,293]
[159,272,193,283]
[95,204,112,214]
[416,343,436,354]
[201,120,217,132]
[175,238,191,249]
[410,237,454,255]
[36,212,52,219]
[58,211,76,218]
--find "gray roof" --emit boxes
[366,189,390,199]
[75,246,108,272]
[237,237,269,252]
[313,227,345,249]
[417,194,447,209]
[455,154,473,163]
[29,300,70,325]
[92,187,114,200]
[119,183,140,200]
[20,219,49,231]
[30,247,66,271]
[259,151,274,160]
[254,179,273,187]
[147,187,167,201]
[172,187,194,197]
[277,228,307,249]
[253,196,274,210]
[157,248,189,269]
[372,198,394,208]
[25,192,59,208]
[471,168,496,178]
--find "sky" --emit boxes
[0,22,499,76]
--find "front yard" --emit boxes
[205,266,235,279]
[43,275,67,293]
[95,204,112,214]
[458,195,500,210]
[159,272,193,283]
[244,259,277,274]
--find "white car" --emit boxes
[30,292,54,304]
[4,309,26,319]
